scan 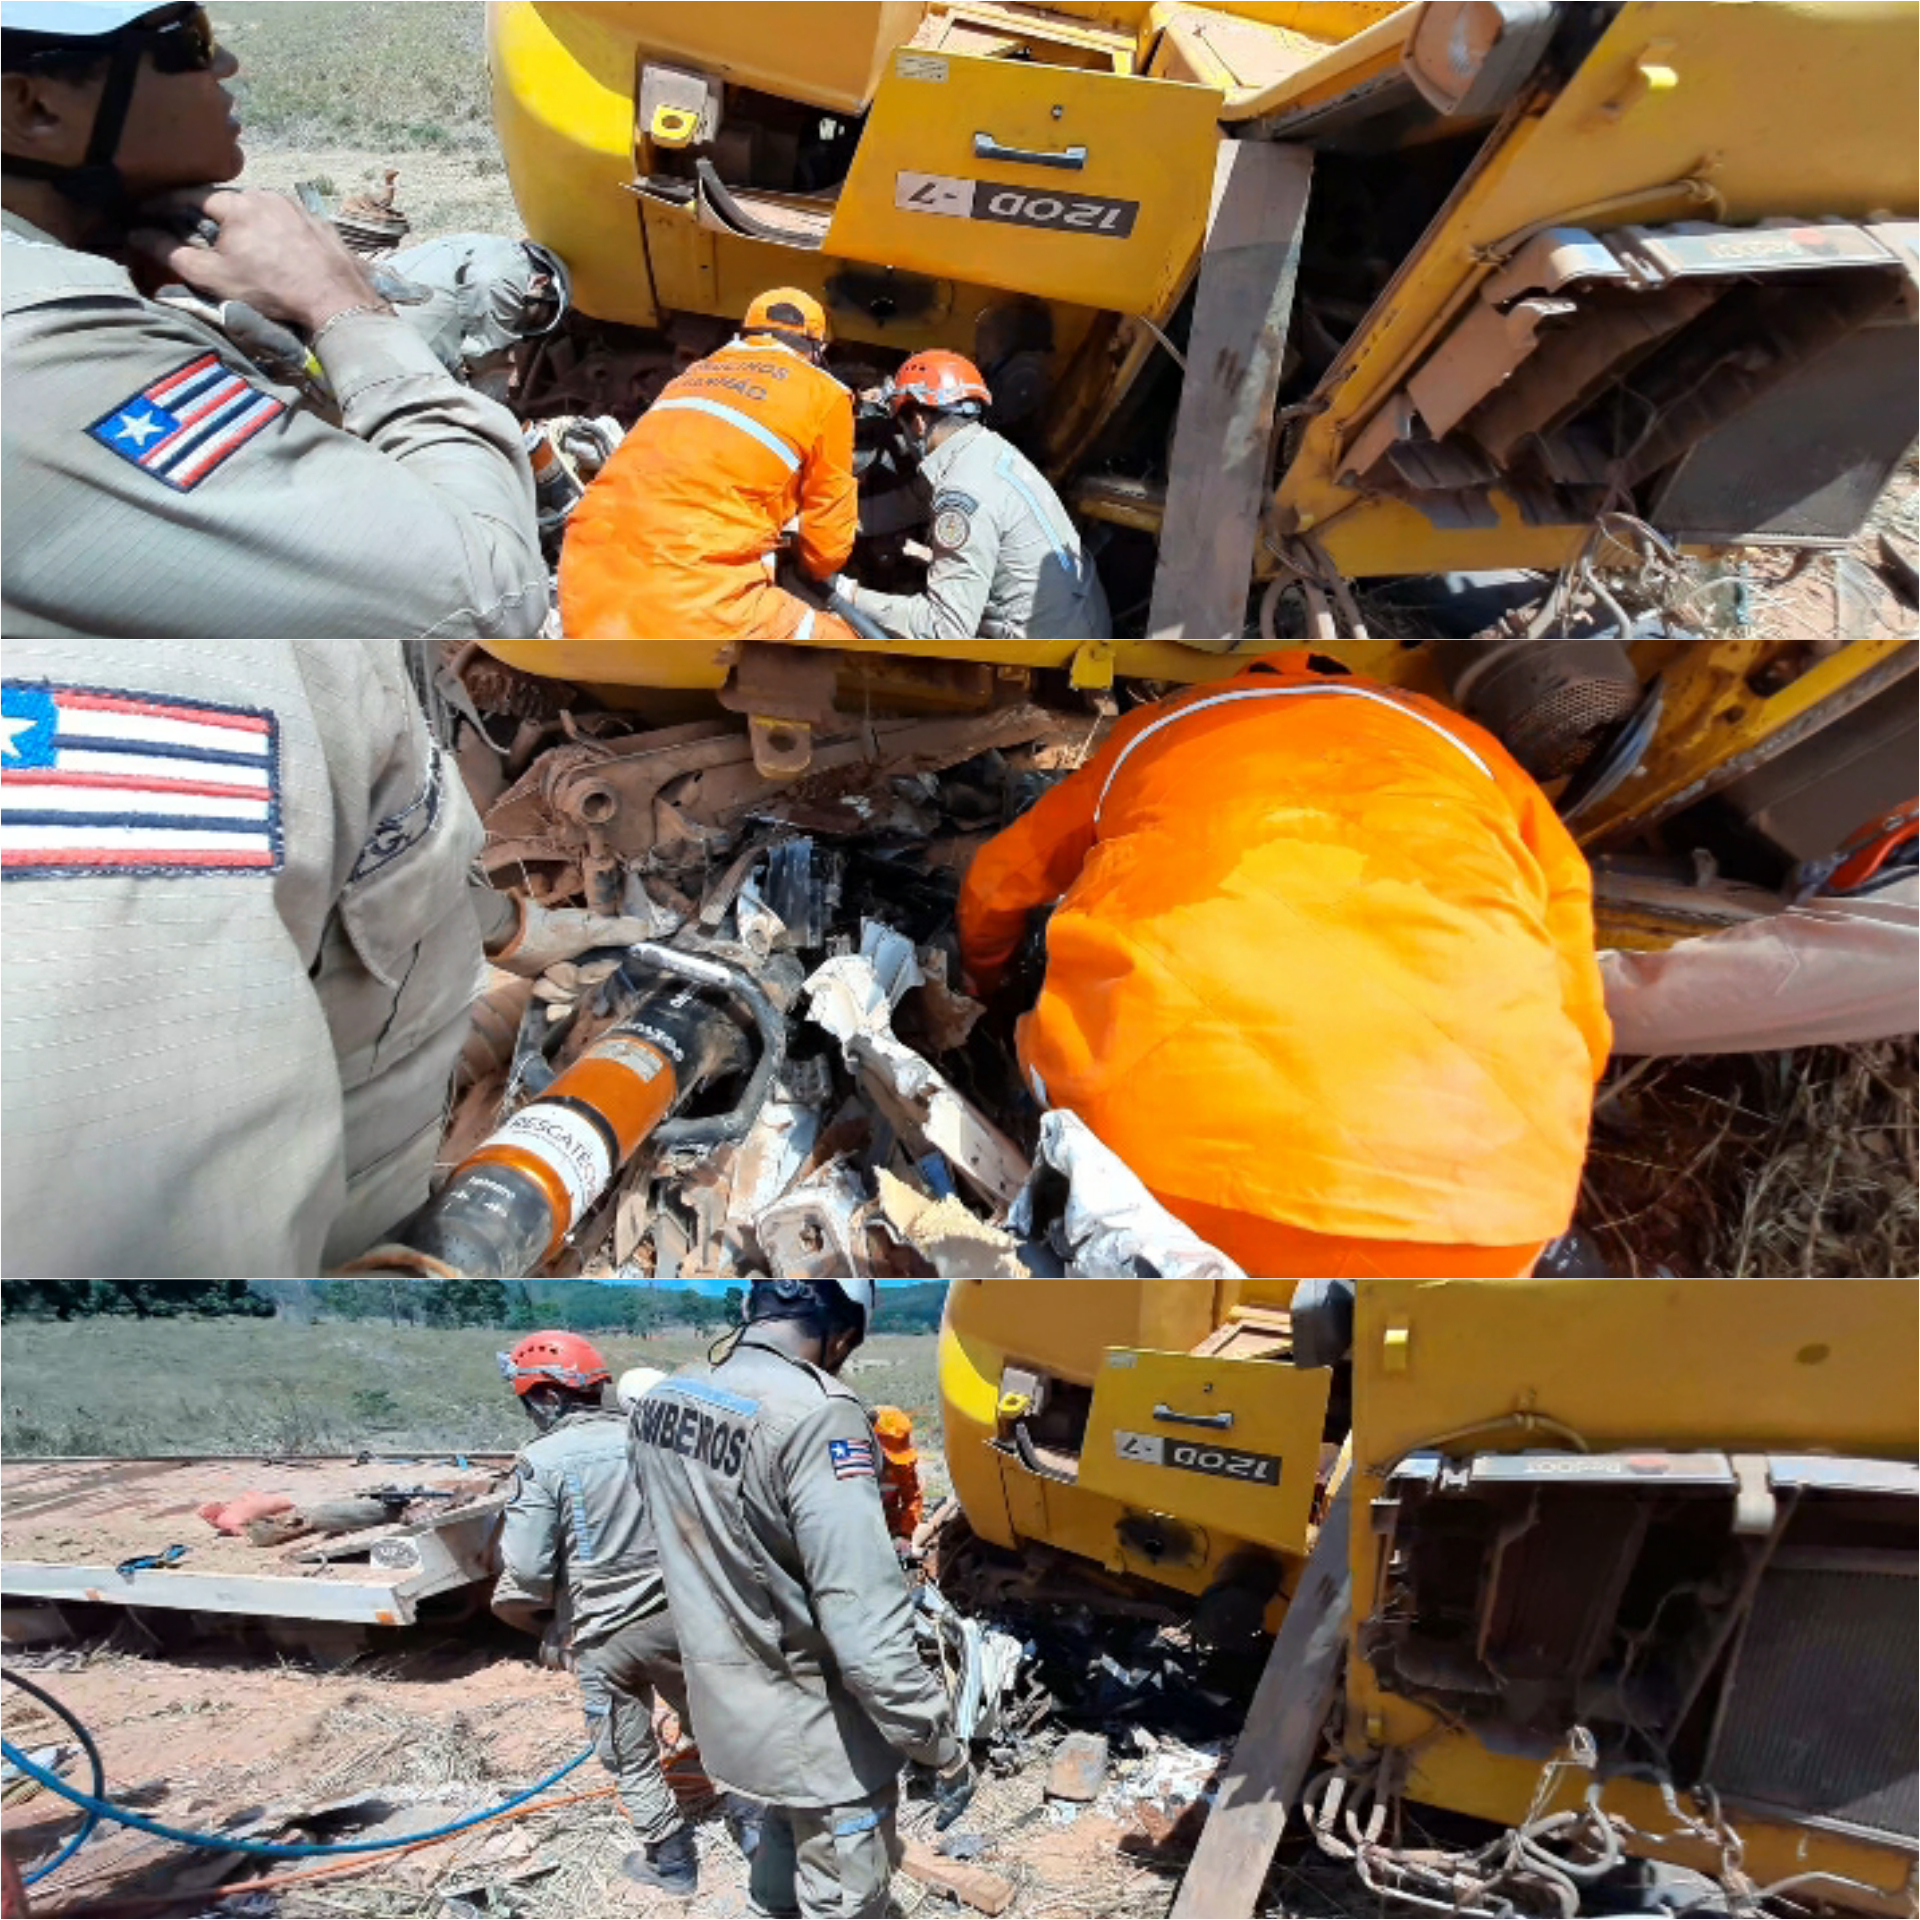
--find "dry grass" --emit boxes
[1579,1038,1919,1276]
[0,1320,944,1467]
[217,2,492,154]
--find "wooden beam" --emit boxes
[1148,139,1314,640]
[1170,1477,1351,1919]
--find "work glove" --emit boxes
[489,896,659,977]
[932,1756,977,1831]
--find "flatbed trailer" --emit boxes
[0,1455,514,1630]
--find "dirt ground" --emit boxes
[2,1634,1189,1920]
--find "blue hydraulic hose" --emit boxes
[2,1729,594,1883]
[3,1668,105,1886]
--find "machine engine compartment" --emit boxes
[1362,1449,1919,1847]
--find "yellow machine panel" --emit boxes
[824,47,1222,315]
[1277,0,1920,574]
[1343,1277,1920,1914]
[1076,1345,1329,1553]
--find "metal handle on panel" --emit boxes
[973,131,1087,170]
[1152,1403,1234,1430]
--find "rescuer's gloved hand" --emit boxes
[932,1756,977,1831]
[489,896,661,977]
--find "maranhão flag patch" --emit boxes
[828,1436,877,1480]
[86,353,285,491]
[1,681,283,880]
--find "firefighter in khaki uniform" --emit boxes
[559,288,861,641]
[0,640,661,1279]
[492,1336,699,1898]
[832,350,1110,642]
[0,2,545,639]
[633,1279,975,1919]
[959,649,1612,1280]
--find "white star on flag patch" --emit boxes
[828,1437,877,1480]
[86,353,285,491]
[1,680,282,880]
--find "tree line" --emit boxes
[1,1280,273,1321]
[3,1277,951,1333]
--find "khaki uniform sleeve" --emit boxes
[493,1459,561,1630]
[842,496,1000,640]
[2,291,545,639]
[779,1398,961,1773]
[795,382,858,580]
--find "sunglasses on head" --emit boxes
[133,4,219,73]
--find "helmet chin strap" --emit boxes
[2,31,146,219]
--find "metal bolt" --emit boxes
[1051,104,1064,119]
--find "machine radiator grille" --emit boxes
[1707,1567,1918,1841]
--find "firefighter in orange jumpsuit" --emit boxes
[559,288,860,640]
[957,651,1612,1279]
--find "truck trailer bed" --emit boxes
[1,1455,514,1627]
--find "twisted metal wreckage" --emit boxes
[353,642,1234,1284]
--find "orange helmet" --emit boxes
[499,1331,612,1397]
[889,350,991,416]
[743,286,829,346]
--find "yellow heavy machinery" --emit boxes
[938,1275,1920,1913]
[488,0,1918,633]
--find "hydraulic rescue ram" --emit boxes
[354,945,783,1279]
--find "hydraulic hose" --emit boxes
[826,588,891,640]
[3,1669,105,1887]
[0,1674,593,1884]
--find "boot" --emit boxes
[623,1825,699,1897]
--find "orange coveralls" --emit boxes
[957,654,1612,1278]
[559,337,860,640]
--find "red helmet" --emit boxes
[889,349,991,416]
[499,1331,612,1397]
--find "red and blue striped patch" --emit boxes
[85,353,285,492]
[1,680,282,880]
[828,1437,877,1481]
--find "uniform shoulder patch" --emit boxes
[86,352,285,492]
[1,679,282,881]
[930,488,977,552]
[828,1436,877,1480]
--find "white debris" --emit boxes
[1009,1110,1244,1277]
[1095,1734,1230,1826]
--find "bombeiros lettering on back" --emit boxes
[639,1390,747,1476]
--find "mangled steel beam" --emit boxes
[805,955,1029,1212]
[480,703,1085,892]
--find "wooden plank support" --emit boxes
[1148,138,1314,641]
[899,1840,1017,1915]
[1170,1478,1351,1919]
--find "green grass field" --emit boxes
[0,1319,946,1481]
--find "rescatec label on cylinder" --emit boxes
[487,1105,611,1226]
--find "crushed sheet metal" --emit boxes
[860,918,927,1007]
[1009,1110,1244,1278]
[804,955,1030,1209]
[756,1159,875,1279]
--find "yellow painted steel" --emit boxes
[938,1278,1304,1594]
[1277,0,1920,576]
[824,48,1222,316]
[1077,1345,1329,1552]
[488,2,662,330]
[1343,1277,1920,1912]
[483,637,1278,690]
[1570,639,1919,846]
